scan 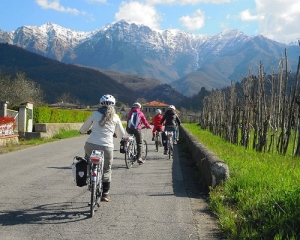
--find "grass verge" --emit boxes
[0,129,81,154]
[183,123,300,240]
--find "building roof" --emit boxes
[143,101,169,107]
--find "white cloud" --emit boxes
[238,9,263,22]
[179,9,205,31]
[146,0,230,4]
[240,0,300,42]
[35,0,83,15]
[115,1,161,29]
[86,0,107,3]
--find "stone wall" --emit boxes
[0,135,19,146]
[180,125,230,188]
[23,123,83,140]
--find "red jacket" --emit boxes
[152,114,163,129]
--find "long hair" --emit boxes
[99,105,115,126]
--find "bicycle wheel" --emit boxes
[90,181,96,217]
[125,141,133,169]
[168,139,173,159]
[96,162,104,205]
[155,136,159,152]
[141,139,148,161]
[90,164,101,217]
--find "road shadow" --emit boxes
[0,202,95,226]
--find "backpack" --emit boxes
[127,111,141,130]
[72,159,88,187]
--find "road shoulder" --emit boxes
[177,142,225,239]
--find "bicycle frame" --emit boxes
[123,135,137,168]
[123,129,148,168]
[74,150,104,218]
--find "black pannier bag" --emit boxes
[120,139,127,153]
[73,159,88,187]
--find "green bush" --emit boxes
[33,106,92,123]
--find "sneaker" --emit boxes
[137,157,145,164]
[174,140,177,145]
[152,137,154,141]
[101,193,110,202]
[164,150,168,155]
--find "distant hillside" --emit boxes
[0,43,186,106]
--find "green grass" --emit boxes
[52,129,81,139]
[0,129,81,154]
[183,123,300,240]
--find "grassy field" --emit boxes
[183,123,300,240]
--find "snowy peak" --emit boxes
[0,20,297,97]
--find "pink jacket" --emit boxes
[127,107,151,130]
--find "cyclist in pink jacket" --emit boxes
[126,102,151,164]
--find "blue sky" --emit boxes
[0,0,299,43]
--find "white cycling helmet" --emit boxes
[155,109,162,114]
[100,94,116,106]
[168,105,175,110]
[132,102,141,108]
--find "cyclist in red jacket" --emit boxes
[152,109,163,141]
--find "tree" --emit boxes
[0,71,45,107]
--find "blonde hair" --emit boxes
[99,105,115,126]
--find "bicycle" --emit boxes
[123,127,148,169]
[74,150,104,217]
[154,130,162,152]
[165,131,174,159]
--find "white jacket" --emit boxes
[79,110,125,148]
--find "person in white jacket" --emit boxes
[79,94,125,202]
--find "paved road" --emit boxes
[0,130,223,240]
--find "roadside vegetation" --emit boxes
[184,123,300,239]
[0,129,81,154]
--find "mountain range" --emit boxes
[0,20,299,97]
[0,43,187,107]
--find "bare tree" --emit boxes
[0,72,44,107]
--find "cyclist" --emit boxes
[160,105,181,155]
[126,102,151,164]
[79,94,125,202]
[152,109,163,144]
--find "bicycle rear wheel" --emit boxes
[125,141,133,169]
[90,164,102,217]
[90,181,96,217]
[155,138,159,152]
[141,139,148,161]
[168,140,173,159]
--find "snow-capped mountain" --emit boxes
[0,20,298,96]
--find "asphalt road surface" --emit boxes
[0,129,224,240]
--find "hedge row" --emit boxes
[33,107,92,123]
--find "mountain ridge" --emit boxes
[1,20,298,96]
[0,43,186,106]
